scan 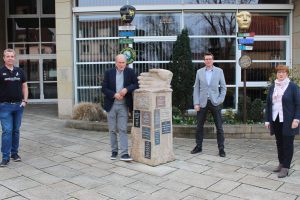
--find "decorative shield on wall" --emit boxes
[120,5,136,24]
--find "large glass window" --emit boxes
[74,9,291,111]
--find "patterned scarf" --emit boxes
[273,78,290,102]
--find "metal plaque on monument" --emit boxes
[131,69,175,166]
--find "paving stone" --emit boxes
[80,166,112,177]
[133,188,184,200]
[277,182,300,196]
[197,154,227,162]
[0,168,21,180]
[208,180,241,194]
[223,158,259,169]
[207,162,240,171]
[215,194,247,200]
[109,166,140,177]
[182,187,221,200]
[14,165,43,177]
[158,179,191,192]
[47,155,71,163]
[229,184,297,200]
[62,160,90,170]
[91,161,116,170]
[73,156,99,165]
[166,160,210,173]
[1,176,41,191]
[23,157,58,169]
[102,173,137,186]
[237,167,271,177]
[181,196,205,200]
[49,180,83,194]
[57,150,81,158]
[66,174,109,189]
[239,175,283,190]
[43,165,82,179]
[63,144,99,154]
[85,151,114,163]
[30,172,62,185]
[166,169,220,188]
[0,185,18,199]
[5,196,29,200]
[70,189,109,200]
[19,185,69,200]
[96,184,141,200]
[185,157,212,166]
[127,180,161,193]
[114,161,177,176]
[131,173,168,185]
[203,167,246,181]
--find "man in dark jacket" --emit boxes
[102,54,138,161]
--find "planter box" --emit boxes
[65,120,300,140]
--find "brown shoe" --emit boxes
[278,168,289,178]
[273,164,283,172]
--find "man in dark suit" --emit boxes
[102,54,138,161]
[191,52,227,157]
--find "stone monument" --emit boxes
[131,69,175,166]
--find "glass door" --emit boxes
[17,56,57,102]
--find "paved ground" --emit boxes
[0,104,300,200]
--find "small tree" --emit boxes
[169,29,195,113]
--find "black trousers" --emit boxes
[273,116,295,169]
[196,100,225,150]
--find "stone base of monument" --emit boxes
[130,89,175,166]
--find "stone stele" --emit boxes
[131,69,175,166]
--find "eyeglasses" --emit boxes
[204,58,213,60]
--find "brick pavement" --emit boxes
[0,104,299,200]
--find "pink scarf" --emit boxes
[273,78,290,102]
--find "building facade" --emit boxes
[0,0,300,118]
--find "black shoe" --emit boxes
[110,152,118,160]
[120,154,133,161]
[191,145,202,154]
[219,149,226,157]
[11,154,21,162]
[0,159,9,167]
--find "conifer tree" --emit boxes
[169,29,195,113]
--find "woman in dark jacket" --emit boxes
[265,65,300,178]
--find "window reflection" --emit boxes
[248,15,288,35]
[242,62,285,82]
[77,15,121,38]
[190,38,235,60]
[185,13,236,35]
[44,83,57,99]
[42,0,55,14]
[41,18,56,42]
[19,59,39,81]
[7,18,39,42]
[43,59,57,81]
[133,13,181,36]
[27,83,40,99]
[239,0,289,4]
[186,0,236,3]
[9,0,37,15]
[242,41,286,60]
[133,41,174,61]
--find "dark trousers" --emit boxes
[196,100,225,150]
[273,117,295,169]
